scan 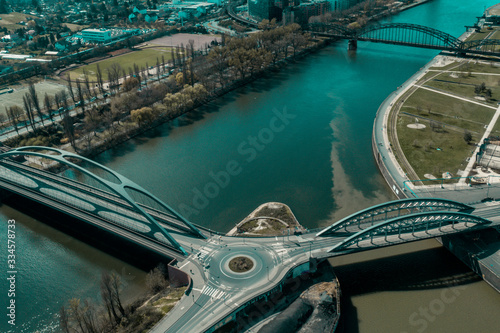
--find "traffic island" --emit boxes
[228,256,255,273]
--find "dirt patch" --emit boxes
[228,256,254,273]
[407,123,426,129]
[108,48,133,57]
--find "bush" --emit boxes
[145,267,169,294]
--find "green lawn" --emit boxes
[397,116,476,180]
[401,88,494,134]
[489,117,500,137]
[68,47,174,81]
[0,12,37,31]
[394,27,500,182]
[424,78,500,106]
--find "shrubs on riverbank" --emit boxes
[60,266,185,333]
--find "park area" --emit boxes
[0,12,37,31]
[66,46,174,82]
[65,33,220,82]
[394,58,500,181]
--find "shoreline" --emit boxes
[70,0,432,158]
[372,8,500,294]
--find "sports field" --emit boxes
[0,80,67,116]
[67,46,174,82]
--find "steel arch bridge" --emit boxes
[317,198,474,236]
[309,22,500,55]
[0,146,205,255]
[459,38,500,53]
[327,211,491,254]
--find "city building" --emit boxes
[295,0,331,24]
[283,0,331,24]
[248,0,282,21]
[81,28,113,43]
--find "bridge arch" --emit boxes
[317,198,473,237]
[356,23,461,50]
[328,211,490,253]
[0,146,205,254]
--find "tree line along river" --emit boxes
[1,0,500,332]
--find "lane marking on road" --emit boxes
[178,262,190,269]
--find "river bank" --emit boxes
[4,0,500,331]
[372,4,500,293]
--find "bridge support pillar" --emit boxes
[348,39,357,51]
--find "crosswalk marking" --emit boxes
[201,286,227,300]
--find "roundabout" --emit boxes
[204,242,279,287]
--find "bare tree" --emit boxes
[43,93,54,123]
[62,298,101,333]
[96,63,104,94]
[7,106,23,135]
[66,74,76,104]
[59,306,71,333]
[28,82,44,126]
[100,272,126,326]
[76,79,86,114]
[156,57,161,82]
[83,69,94,99]
[23,94,36,133]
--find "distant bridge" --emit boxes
[308,22,500,56]
[1,146,499,333]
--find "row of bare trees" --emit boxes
[60,267,170,333]
[59,272,127,333]
[206,23,310,89]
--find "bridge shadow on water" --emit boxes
[331,244,482,333]
[333,246,480,295]
[1,193,169,272]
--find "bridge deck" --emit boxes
[0,149,498,332]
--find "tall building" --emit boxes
[296,0,331,23]
[248,0,285,21]
[283,0,331,24]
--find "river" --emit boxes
[1,0,500,332]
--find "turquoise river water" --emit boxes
[1,0,500,332]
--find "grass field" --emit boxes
[0,80,67,115]
[0,12,37,31]
[67,47,174,81]
[397,115,477,180]
[63,23,88,32]
[402,88,495,132]
[394,58,500,181]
